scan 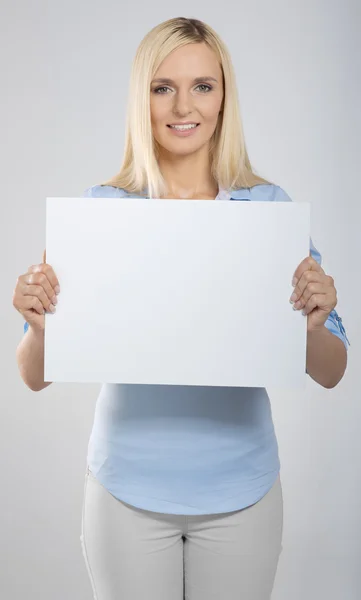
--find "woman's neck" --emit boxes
[158,150,218,200]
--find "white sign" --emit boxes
[44,197,310,388]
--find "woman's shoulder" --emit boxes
[230,184,292,203]
[82,185,132,198]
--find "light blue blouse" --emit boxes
[23,183,349,515]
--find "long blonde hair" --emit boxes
[101,17,271,197]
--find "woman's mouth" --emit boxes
[166,123,200,137]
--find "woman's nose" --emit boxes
[173,90,194,117]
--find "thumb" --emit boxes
[43,249,46,264]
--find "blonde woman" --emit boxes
[14,16,350,600]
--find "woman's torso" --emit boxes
[87,383,280,515]
[83,183,286,515]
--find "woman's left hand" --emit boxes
[290,256,337,332]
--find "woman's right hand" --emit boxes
[12,249,60,332]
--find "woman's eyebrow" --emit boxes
[151,76,218,84]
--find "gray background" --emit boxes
[2,1,360,598]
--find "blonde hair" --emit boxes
[101,17,271,197]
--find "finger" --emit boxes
[292,256,323,287]
[28,263,60,297]
[291,281,328,311]
[23,283,57,313]
[26,268,58,306]
[302,292,335,316]
[290,271,324,305]
[20,295,46,316]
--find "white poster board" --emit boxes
[44,197,310,388]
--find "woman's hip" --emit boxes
[80,468,283,599]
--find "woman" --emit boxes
[14,16,350,600]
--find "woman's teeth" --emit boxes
[169,124,198,130]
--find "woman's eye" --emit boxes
[153,86,171,94]
[196,84,212,92]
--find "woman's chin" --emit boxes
[157,140,208,158]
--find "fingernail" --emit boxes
[290,292,297,303]
[292,277,298,287]
[55,285,60,294]
[49,304,56,313]
[52,296,58,305]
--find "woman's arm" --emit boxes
[16,325,52,392]
[306,326,347,388]
[289,229,350,389]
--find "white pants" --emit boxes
[80,467,283,600]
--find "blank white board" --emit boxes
[44,197,310,388]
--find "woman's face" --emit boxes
[150,42,224,157]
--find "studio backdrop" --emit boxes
[1,1,360,599]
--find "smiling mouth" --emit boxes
[167,124,200,130]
